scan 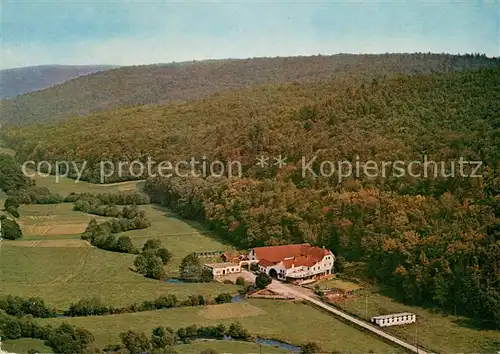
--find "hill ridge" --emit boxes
[1,53,498,127]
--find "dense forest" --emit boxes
[2,58,500,328]
[1,53,499,127]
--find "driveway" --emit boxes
[219,270,256,284]
[267,280,428,354]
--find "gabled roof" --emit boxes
[258,259,277,267]
[252,243,332,268]
[282,256,318,269]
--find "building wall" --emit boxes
[371,314,416,327]
[207,265,241,277]
[250,248,336,280]
[248,249,257,261]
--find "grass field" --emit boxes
[333,281,500,353]
[1,174,241,310]
[30,172,145,196]
[122,205,235,275]
[0,338,290,354]
[1,338,53,353]
[16,203,109,236]
[39,299,400,353]
[0,240,238,310]
[310,278,363,291]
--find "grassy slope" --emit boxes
[3,53,498,127]
[334,284,500,354]
[0,176,238,309]
[39,299,400,353]
[0,242,238,309]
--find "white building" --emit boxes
[204,262,241,278]
[370,313,416,327]
[248,243,335,282]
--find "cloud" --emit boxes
[1,1,498,69]
[4,31,497,70]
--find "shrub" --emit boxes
[235,276,246,286]
[81,217,150,254]
[0,216,22,240]
[200,349,219,354]
[66,298,109,317]
[120,330,150,354]
[255,273,272,289]
[14,187,63,204]
[0,295,56,318]
[4,197,20,210]
[45,323,94,354]
[179,253,212,283]
[134,253,165,280]
[300,342,321,354]
[214,293,233,304]
[142,239,163,252]
[5,206,20,218]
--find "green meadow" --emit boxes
[39,299,400,353]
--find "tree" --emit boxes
[255,273,272,289]
[179,253,203,282]
[4,197,20,210]
[200,349,219,354]
[5,206,20,218]
[0,216,22,240]
[143,239,163,252]
[235,276,246,286]
[201,267,214,283]
[227,322,249,340]
[300,342,321,354]
[334,255,345,273]
[151,326,176,349]
[46,323,94,354]
[214,293,233,304]
[156,247,172,265]
[115,235,136,253]
[134,253,165,280]
[1,317,22,339]
[120,330,150,354]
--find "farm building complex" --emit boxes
[248,243,335,282]
[203,243,335,282]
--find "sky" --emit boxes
[1,0,499,69]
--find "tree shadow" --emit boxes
[453,317,500,331]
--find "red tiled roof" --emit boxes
[258,259,277,267]
[282,256,318,269]
[253,244,331,268]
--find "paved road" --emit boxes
[267,280,428,354]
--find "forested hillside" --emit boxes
[1,53,498,126]
[0,65,116,99]
[3,64,499,328]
